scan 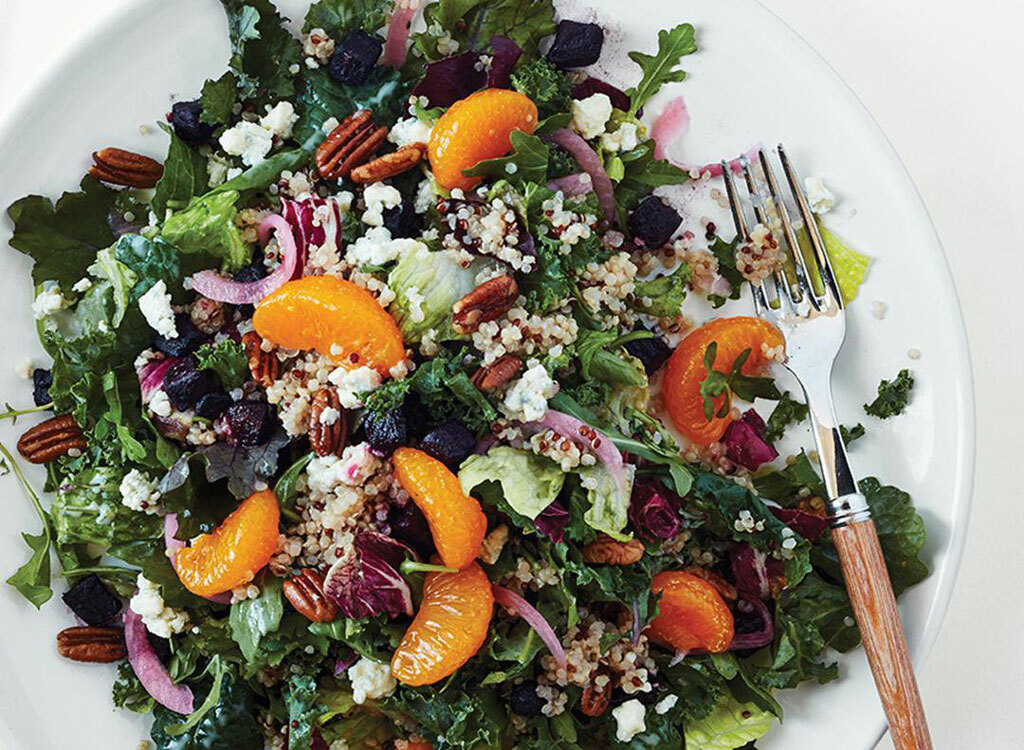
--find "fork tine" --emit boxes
[756,148,822,312]
[777,144,844,310]
[720,161,770,315]
[739,156,795,311]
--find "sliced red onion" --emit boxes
[492,585,567,670]
[139,357,178,402]
[123,608,195,714]
[651,96,690,161]
[631,598,643,645]
[382,0,419,69]
[528,410,628,493]
[547,172,593,197]
[728,597,775,651]
[164,514,232,605]
[189,213,298,305]
[548,128,617,223]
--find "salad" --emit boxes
[1,1,929,748]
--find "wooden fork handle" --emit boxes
[833,519,933,749]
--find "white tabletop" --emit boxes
[1,1,1021,748]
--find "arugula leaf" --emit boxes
[763,391,808,443]
[229,575,284,661]
[864,368,914,419]
[629,262,692,317]
[152,124,209,217]
[0,439,55,607]
[219,0,303,105]
[682,692,775,749]
[464,131,550,185]
[708,235,743,303]
[625,23,697,116]
[6,176,116,288]
[286,674,321,750]
[275,451,315,511]
[615,141,689,219]
[304,0,389,35]
[698,343,781,421]
[194,340,248,390]
[200,71,239,126]
[575,329,648,388]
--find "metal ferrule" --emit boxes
[828,492,872,528]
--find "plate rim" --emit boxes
[0,1,976,748]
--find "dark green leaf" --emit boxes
[219,0,303,105]
[194,339,249,390]
[841,423,865,444]
[304,0,389,35]
[294,66,410,144]
[763,391,808,443]
[286,674,321,750]
[625,23,697,116]
[112,661,157,713]
[229,575,284,661]
[200,71,239,126]
[511,58,572,118]
[152,123,210,217]
[464,131,550,185]
[864,368,914,419]
[274,451,315,510]
[630,262,691,317]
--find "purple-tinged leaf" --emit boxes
[628,478,680,540]
[488,36,522,88]
[534,500,569,543]
[722,410,778,471]
[412,52,486,108]
[324,531,414,619]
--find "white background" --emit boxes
[0,0,1021,748]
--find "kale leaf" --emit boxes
[841,423,865,444]
[304,0,390,35]
[218,0,303,105]
[150,666,262,750]
[152,123,210,217]
[763,391,809,443]
[864,368,914,419]
[194,339,249,390]
[6,176,116,288]
[511,58,573,117]
[112,661,157,714]
[285,674,321,750]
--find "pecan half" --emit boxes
[351,143,427,183]
[309,387,347,457]
[242,331,278,388]
[452,276,519,334]
[89,147,163,188]
[684,566,738,601]
[17,414,86,464]
[315,110,389,181]
[284,569,338,623]
[471,354,523,392]
[56,626,126,663]
[582,535,645,566]
[580,670,613,717]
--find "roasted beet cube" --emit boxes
[163,357,218,411]
[32,368,53,407]
[547,20,604,69]
[382,200,422,239]
[624,332,671,374]
[628,196,682,248]
[195,391,233,419]
[329,30,383,86]
[419,421,476,469]
[153,314,206,358]
[62,574,122,626]
[171,99,216,144]
[232,264,268,316]
[220,400,276,447]
[363,407,407,456]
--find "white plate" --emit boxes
[0,1,973,748]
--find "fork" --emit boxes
[720,146,933,750]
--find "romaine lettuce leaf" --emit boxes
[160,189,250,272]
[578,464,633,541]
[459,446,565,520]
[683,693,774,750]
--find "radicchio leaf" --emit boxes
[729,542,785,600]
[412,52,486,108]
[487,36,522,88]
[769,507,829,541]
[571,76,631,112]
[722,410,778,471]
[628,478,681,540]
[159,429,290,500]
[534,500,570,543]
[323,531,414,619]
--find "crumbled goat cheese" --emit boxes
[503,361,558,422]
[71,277,93,294]
[149,390,172,417]
[805,176,836,214]
[119,469,163,515]
[259,101,298,140]
[361,183,403,227]
[415,175,439,213]
[15,358,34,380]
[206,152,232,187]
[600,122,642,152]
[219,121,274,167]
[318,406,341,425]
[328,365,383,408]
[388,115,434,147]
[654,694,678,715]
[130,574,189,638]
[612,700,647,743]
[346,226,427,267]
[32,286,69,319]
[348,658,397,705]
[571,93,613,140]
[139,280,178,339]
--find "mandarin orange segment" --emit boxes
[174,489,280,597]
[253,275,405,375]
[647,571,735,653]
[392,447,488,570]
[661,316,784,446]
[428,89,539,191]
[391,562,494,686]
